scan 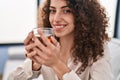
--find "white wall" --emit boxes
[99,0,118,38]
[0,0,37,44]
[0,0,117,44]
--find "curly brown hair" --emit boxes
[38,0,109,74]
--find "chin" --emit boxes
[54,34,62,38]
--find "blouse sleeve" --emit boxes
[90,45,114,80]
[62,45,113,80]
[8,58,41,80]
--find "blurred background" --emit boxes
[0,0,120,80]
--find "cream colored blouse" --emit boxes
[8,45,113,80]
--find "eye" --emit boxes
[63,10,72,14]
[49,9,56,14]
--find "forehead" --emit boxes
[50,0,67,6]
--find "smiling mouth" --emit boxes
[54,25,66,31]
[55,26,64,28]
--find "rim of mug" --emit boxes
[33,27,53,30]
[33,27,53,37]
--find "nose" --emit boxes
[53,11,62,23]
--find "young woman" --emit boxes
[8,0,113,80]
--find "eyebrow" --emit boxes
[49,6,69,9]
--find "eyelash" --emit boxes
[49,9,56,14]
[49,9,72,14]
[63,10,72,14]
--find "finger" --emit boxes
[50,36,59,46]
[26,50,36,59]
[34,47,48,61]
[32,55,44,64]
[32,60,42,70]
[24,31,34,45]
[25,42,36,52]
[48,36,60,50]
[25,53,39,64]
[32,56,41,64]
[34,37,47,52]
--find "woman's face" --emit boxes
[49,0,74,38]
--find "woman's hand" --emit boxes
[33,31,70,79]
[28,30,70,79]
[24,31,42,71]
[33,30,61,68]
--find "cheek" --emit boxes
[69,19,74,28]
[49,15,53,25]
[69,17,75,31]
[67,15,74,24]
[49,15,54,22]
[71,16,74,24]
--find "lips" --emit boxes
[55,26,64,28]
[53,24,67,30]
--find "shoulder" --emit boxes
[89,43,113,80]
[92,43,111,69]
